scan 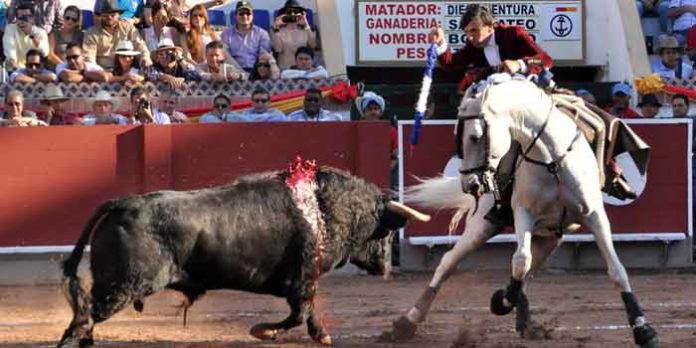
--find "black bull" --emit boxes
[57,167,429,347]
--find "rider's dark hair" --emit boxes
[672,93,689,105]
[460,4,495,30]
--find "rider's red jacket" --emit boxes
[437,24,553,93]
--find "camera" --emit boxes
[165,51,177,62]
[139,99,150,109]
[282,14,298,23]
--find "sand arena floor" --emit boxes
[1,268,695,347]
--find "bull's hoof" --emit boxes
[390,315,418,341]
[317,334,333,346]
[634,324,658,348]
[490,289,514,316]
[250,324,279,341]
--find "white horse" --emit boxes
[392,78,658,347]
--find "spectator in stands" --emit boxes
[158,89,189,123]
[671,93,691,117]
[144,1,180,53]
[637,1,670,31]
[199,94,246,122]
[667,0,696,46]
[0,89,46,127]
[242,87,286,121]
[107,41,145,83]
[7,0,62,34]
[196,40,247,82]
[606,82,641,118]
[651,34,693,79]
[280,46,328,80]
[250,52,280,80]
[10,49,56,83]
[3,3,49,70]
[129,87,171,124]
[115,0,144,24]
[272,0,317,70]
[183,4,220,64]
[83,0,151,70]
[47,6,83,70]
[638,93,662,118]
[358,91,398,175]
[576,89,598,105]
[221,1,272,73]
[288,88,342,121]
[40,84,79,125]
[146,38,201,89]
[80,90,128,125]
[687,25,696,69]
[57,43,109,83]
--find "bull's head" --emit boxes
[350,201,430,277]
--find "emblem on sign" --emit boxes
[550,14,572,37]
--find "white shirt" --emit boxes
[81,113,129,125]
[669,0,696,31]
[130,108,171,125]
[651,59,694,79]
[280,66,329,80]
[287,109,343,122]
[199,112,247,123]
[242,108,287,122]
[2,24,49,68]
[56,62,104,77]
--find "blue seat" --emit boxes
[273,8,314,29]
[230,9,271,31]
[81,10,93,29]
[207,9,226,26]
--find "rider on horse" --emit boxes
[429,4,638,226]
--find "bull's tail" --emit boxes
[404,176,474,234]
[59,202,114,346]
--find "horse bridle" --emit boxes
[456,114,499,195]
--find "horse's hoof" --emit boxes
[78,337,94,347]
[390,315,418,341]
[317,334,333,346]
[490,289,514,316]
[634,324,658,348]
[250,324,279,341]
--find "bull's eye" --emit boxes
[470,134,482,144]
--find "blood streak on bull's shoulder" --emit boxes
[285,156,326,291]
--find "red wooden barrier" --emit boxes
[0,123,391,247]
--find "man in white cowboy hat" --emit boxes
[651,34,694,79]
[40,84,80,125]
[57,43,109,83]
[83,0,151,70]
[146,38,201,90]
[0,89,46,127]
[80,90,129,125]
[196,40,248,82]
[107,40,145,84]
[10,48,57,84]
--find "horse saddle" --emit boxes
[550,92,650,187]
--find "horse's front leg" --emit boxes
[514,235,562,338]
[584,209,658,348]
[391,196,499,341]
[490,207,534,316]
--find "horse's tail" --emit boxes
[404,176,474,234]
[61,201,115,334]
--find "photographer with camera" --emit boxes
[146,38,201,90]
[129,86,171,125]
[271,0,316,70]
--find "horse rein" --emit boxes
[456,114,499,196]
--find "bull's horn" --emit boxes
[387,201,431,222]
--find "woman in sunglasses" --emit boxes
[250,52,280,80]
[183,4,219,64]
[47,6,83,69]
[271,0,316,70]
[108,40,145,84]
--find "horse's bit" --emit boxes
[456,114,499,198]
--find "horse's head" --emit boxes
[456,90,511,197]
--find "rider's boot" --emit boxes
[604,160,638,200]
[484,184,514,227]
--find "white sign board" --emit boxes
[356,0,584,64]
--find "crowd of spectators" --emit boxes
[0,0,339,127]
